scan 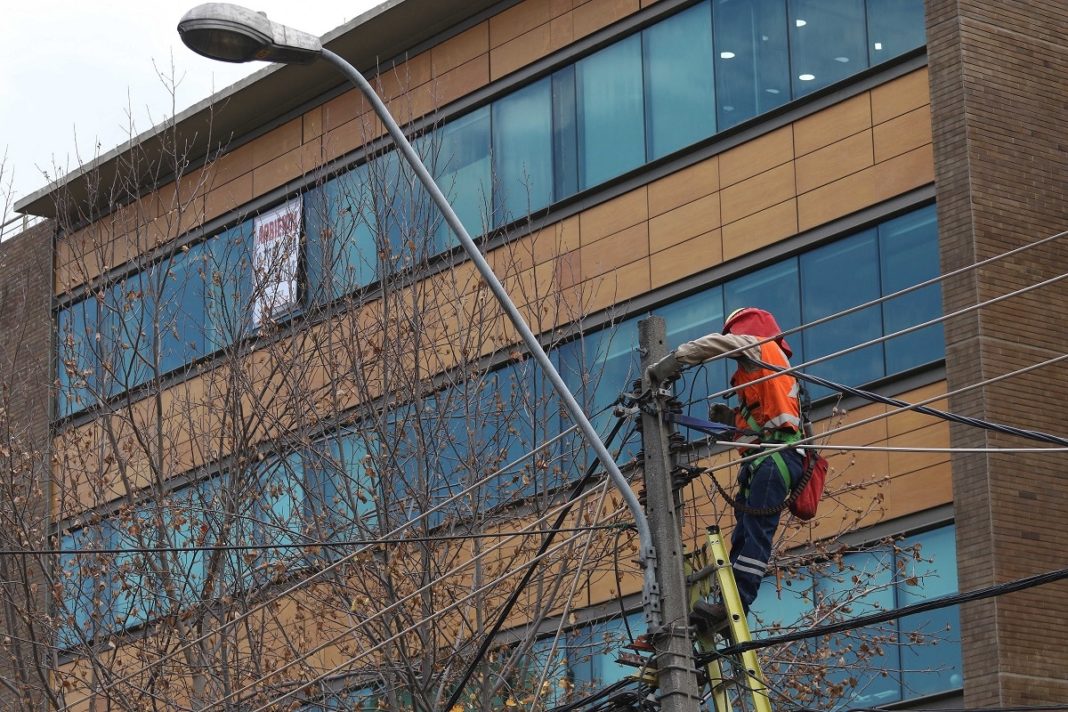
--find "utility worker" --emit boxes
[647,307,804,624]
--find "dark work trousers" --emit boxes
[730,447,804,611]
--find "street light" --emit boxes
[178,0,660,659]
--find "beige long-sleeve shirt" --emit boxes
[674,332,762,367]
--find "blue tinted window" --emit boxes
[255,452,306,571]
[167,486,208,607]
[643,1,716,159]
[788,0,868,96]
[801,230,883,397]
[725,259,803,364]
[752,525,960,707]
[898,527,962,696]
[205,222,255,351]
[568,613,640,694]
[493,78,554,225]
[713,0,790,128]
[657,287,729,416]
[157,245,210,372]
[304,165,378,303]
[58,526,112,647]
[749,566,814,639]
[576,35,645,189]
[879,206,943,373]
[433,106,491,249]
[102,272,154,394]
[305,430,377,545]
[374,150,438,272]
[866,0,926,63]
[109,518,149,630]
[815,548,902,708]
[558,317,642,452]
[57,299,98,417]
[551,66,579,200]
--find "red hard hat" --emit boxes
[723,307,793,358]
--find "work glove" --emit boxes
[708,403,735,426]
[646,352,682,383]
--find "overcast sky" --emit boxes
[1,1,383,228]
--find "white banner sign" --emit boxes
[252,198,302,325]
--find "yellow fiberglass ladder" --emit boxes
[686,526,773,712]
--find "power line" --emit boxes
[5,524,633,557]
[849,706,1068,712]
[242,424,637,712]
[241,520,626,712]
[443,413,633,711]
[58,419,593,706]
[762,359,1068,448]
[707,564,1068,658]
[680,226,1068,391]
[698,351,1068,478]
[695,265,1068,407]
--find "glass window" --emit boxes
[166,487,208,608]
[551,66,579,200]
[157,244,210,373]
[879,205,943,374]
[524,636,570,706]
[788,0,868,96]
[657,287,729,417]
[749,566,814,638]
[254,451,306,575]
[897,527,962,697]
[56,298,98,417]
[713,0,791,128]
[305,429,377,547]
[58,525,113,648]
[204,221,255,351]
[493,77,554,225]
[643,1,716,159]
[432,106,491,250]
[304,164,379,303]
[102,271,154,394]
[373,149,438,272]
[568,613,641,695]
[725,259,803,364]
[575,35,646,189]
[558,316,642,461]
[815,548,902,708]
[801,230,883,398]
[866,0,926,63]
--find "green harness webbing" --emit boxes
[740,404,799,494]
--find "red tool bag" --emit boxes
[789,449,828,521]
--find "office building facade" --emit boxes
[1,0,1065,709]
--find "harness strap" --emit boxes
[739,403,798,493]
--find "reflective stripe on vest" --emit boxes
[733,341,801,493]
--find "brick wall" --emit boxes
[0,220,55,709]
[927,1,1068,705]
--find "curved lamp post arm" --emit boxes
[178,0,658,631]
[318,47,657,599]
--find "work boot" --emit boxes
[690,600,729,636]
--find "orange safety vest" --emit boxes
[731,341,801,442]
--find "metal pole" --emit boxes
[319,48,660,623]
[638,316,701,711]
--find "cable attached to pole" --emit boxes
[707,564,1068,658]
[753,358,1068,448]
[442,408,633,711]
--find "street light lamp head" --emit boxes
[178,3,322,64]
